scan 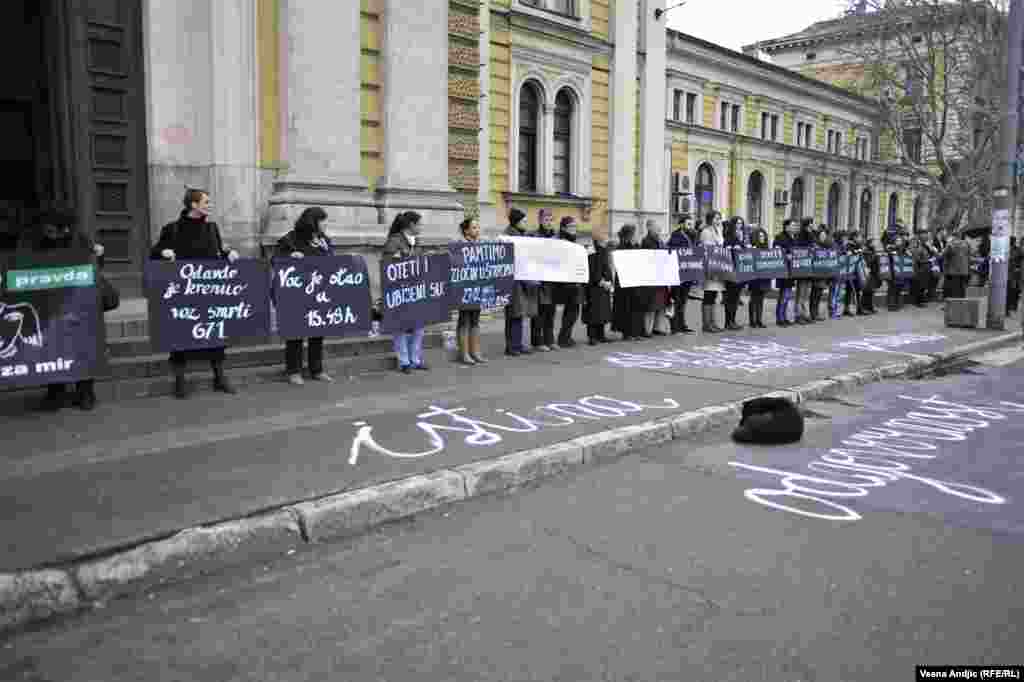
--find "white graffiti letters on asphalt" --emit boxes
[606,339,850,373]
[729,395,1024,522]
[834,332,946,354]
[348,395,680,465]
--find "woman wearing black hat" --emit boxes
[17,209,107,411]
[504,208,538,355]
[151,188,240,399]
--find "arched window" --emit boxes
[888,192,900,229]
[912,196,922,232]
[553,89,573,195]
[860,188,873,239]
[827,182,841,229]
[790,178,805,220]
[747,171,764,226]
[518,82,541,193]
[695,163,715,220]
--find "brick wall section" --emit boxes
[449,0,480,194]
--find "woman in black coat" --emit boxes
[583,237,614,344]
[747,225,770,328]
[722,219,745,331]
[276,206,335,385]
[17,210,106,411]
[151,188,240,399]
[612,224,645,341]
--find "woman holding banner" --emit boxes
[612,223,646,341]
[277,206,335,385]
[721,219,745,331]
[773,219,797,327]
[151,188,240,399]
[554,217,583,348]
[383,211,429,373]
[747,224,770,329]
[18,210,108,411]
[584,236,614,344]
[699,211,725,333]
[793,219,816,325]
[504,208,538,356]
[455,217,487,365]
[641,219,669,336]
[667,215,697,334]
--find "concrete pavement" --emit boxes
[3,353,1022,680]
[0,305,1020,633]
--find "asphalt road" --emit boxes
[0,308,1004,571]
[2,349,1022,681]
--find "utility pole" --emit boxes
[989,0,1023,330]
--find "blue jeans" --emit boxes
[393,327,425,368]
[776,287,793,322]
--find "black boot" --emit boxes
[39,384,65,412]
[212,360,237,394]
[173,364,189,399]
[74,380,97,411]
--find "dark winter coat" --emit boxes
[552,231,582,307]
[640,233,668,309]
[533,227,557,306]
[151,211,230,261]
[612,241,644,332]
[583,246,614,325]
[505,223,539,318]
[773,231,797,289]
[747,227,771,292]
[276,229,334,258]
[943,239,970,277]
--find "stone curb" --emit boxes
[2,330,1019,636]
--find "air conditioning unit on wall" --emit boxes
[774,189,790,206]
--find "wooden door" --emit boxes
[67,0,149,294]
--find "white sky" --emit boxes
[665,0,851,53]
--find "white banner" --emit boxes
[498,235,589,283]
[612,250,681,288]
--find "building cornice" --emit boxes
[508,8,613,54]
[666,29,879,119]
[511,43,594,77]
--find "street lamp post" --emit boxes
[989,0,1023,330]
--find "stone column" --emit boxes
[638,0,667,233]
[376,0,463,234]
[143,0,262,253]
[608,0,638,235]
[266,0,376,239]
[541,104,555,195]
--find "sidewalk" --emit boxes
[1,305,1019,633]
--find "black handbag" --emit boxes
[98,273,120,312]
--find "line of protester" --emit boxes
[10,187,1023,413]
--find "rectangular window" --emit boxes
[796,122,804,147]
[771,114,778,141]
[673,90,682,122]
[805,125,813,148]
[731,104,740,133]
[827,130,834,153]
[685,93,696,124]
[720,103,728,131]
[761,112,769,140]
[548,0,574,14]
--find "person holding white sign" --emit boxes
[530,209,558,352]
[503,209,538,356]
[612,224,646,340]
[667,215,697,334]
[554,217,583,348]
[641,220,669,336]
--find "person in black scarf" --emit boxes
[554,216,582,347]
[151,188,240,399]
[721,218,745,331]
[667,215,696,334]
[276,206,335,385]
[583,236,614,344]
[773,219,798,326]
[747,224,770,328]
[530,209,558,352]
[612,224,645,340]
[17,210,106,411]
[504,208,538,356]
